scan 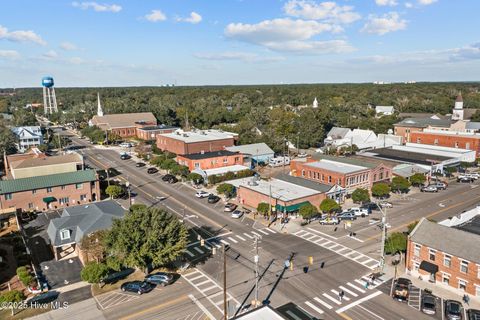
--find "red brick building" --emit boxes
[176,150,243,171]
[407,218,480,297]
[157,129,237,155]
[0,170,100,212]
[409,131,480,157]
[90,112,157,138]
[136,125,179,141]
[290,155,391,194]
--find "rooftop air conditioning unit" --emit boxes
[247,178,258,186]
[183,134,189,137]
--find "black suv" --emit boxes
[207,194,220,203]
[162,174,178,183]
[120,281,154,295]
[147,167,158,174]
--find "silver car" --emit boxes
[231,210,244,219]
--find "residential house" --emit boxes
[11,126,44,153]
[375,106,394,116]
[324,127,401,150]
[225,143,274,167]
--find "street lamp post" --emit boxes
[125,181,131,207]
[377,201,387,272]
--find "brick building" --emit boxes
[409,130,480,157]
[136,124,179,141]
[407,218,480,297]
[0,170,100,212]
[290,155,391,194]
[156,129,238,155]
[89,112,157,138]
[176,150,243,171]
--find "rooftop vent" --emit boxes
[183,133,189,137]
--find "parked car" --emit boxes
[444,300,463,320]
[336,211,357,221]
[135,162,146,167]
[319,216,339,225]
[207,194,220,204]
[231,210,244,219]
[120,142,133,148]
[144,272,174,287]
[392,277,411,302]
[195,190,210,198]
[467,309,480,320]
[458,176,474,183]
[379,201,393,208]
[162,174,178,183]
[120,281,154,295]
[421,294,437,315]
[349,207,369,217]
[434,181,448,190]
[120,153,131,160]
[465,172,480,180]
[147,167,158,174]
[361,202,379,212]
[224,203,238,212]
[421,185,438,193]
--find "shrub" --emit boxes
[257,203,270,216]
[105,185,124,199]
[0,290,25,304]
[187,173,204,184]
[16,266,33,287]
[80,262,109,284]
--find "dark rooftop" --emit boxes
[137,124,179,131]
[394,117,452,128]
[453,215,480,236]
[180,150,239,160]
[367,147,453,165]
[276,173,333,193]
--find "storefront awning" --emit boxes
[420,260,439,274]
[42,196,57,204]
[276,201,311,213]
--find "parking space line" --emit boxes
[220,239,229,245]
[236,235,246,241]
[193,247,205,254]
[185,250,195,257]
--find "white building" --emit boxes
[375,105,394,116]
[451,94,464,121]
[11,126,44,153]
[324,127,401,150]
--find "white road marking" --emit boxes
[347,282,366,293]
[313,297,332,309]
[228,237,238,243]
[354,279,366,286]
[243,233,254,239]
[331,289,350,301]
[257,229,269,235]
[336,291,382,313]
[322,293,341,305]
[193,247,204,254]
[185,250,195,257]
[235,235,246,241]
[305,301,324,315]
[200,285,218,293]
[195,280,211,287]
[188,295,215,320]
[357,305,385,320]
[339,286,358,297]
[220,240,229,245]
[307,227,339,240]
[251,231,261,237]
[266,228,277,233]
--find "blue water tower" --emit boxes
[42,76,54,88]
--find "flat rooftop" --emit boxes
[10,153,83,170]
[159,129,237,143]
[453,215,480,236]
[305,159,368,174]
[180,150,239,160]
[363,147,453,165]
[230,176,323,201]
[137,124,179,131]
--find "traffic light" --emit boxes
[308,256,313,265]
[200,239,205,246]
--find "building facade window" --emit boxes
[414,243,421,257]
[416,138,421,143]
[444,255,451,268]
[32,189,37,194]
[4,193,12,200]
[413,261,420,271]
[466,143,470,150]
[223,158,228,164]
[194,162,200,169]
[75,183,83,189]
[476,285,480,297]
[60,229,70,240]
[61,185,66,190]
[28,203,34,209]
[328,176,332,183]
[458,279,467,291]
[434,139,438,145]
[47,187,53,193]
[442,273,450,285]
[429,249,436,261]
[460,260,469,273]
[301,170,305,177]
[80,194,87,201]
[59,197,70,205]
[455,141,459,148]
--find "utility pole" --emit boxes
[254,236,259,307]
[379,203,387,272]
[223,243,227,319]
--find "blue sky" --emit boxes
[0,0,479,87]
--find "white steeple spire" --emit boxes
[97,92,104,116]
[313,97,318,108]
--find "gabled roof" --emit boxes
[91,112,157,129]
[394,117,452,128]
[326,127,350,139]
[375,106,394,113]
[0,170,97,194]
[225,143,274,156]
[11,126,42,139]
[409,218,480,264]
[47,201,125,247]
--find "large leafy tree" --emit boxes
[298,203,319,222]
[0,125,17,154]
[351,188,370,204]
[80,230,108,263]
[319,198,340,214]
[257,203,270,216]
[372,183,391,198]
[216,183,235,197]
[385,232,407,254]
[105,207,188,272]
[410,173,426,187]
[106,185,124,199]
[391,176,411,193]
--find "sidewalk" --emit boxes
[54,281,90,294]
[27,298,105,320]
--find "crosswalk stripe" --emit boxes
[185,275,203,282]
[257,229,269,235]
[236,235,246,241]
[293,230,306,236]
[228,237,238,243]
[193,247,204,254]
[313,297,332,309]
[201,285,218,293]
[266,228,277,233]
[336,247,349,253]
[220,240,229,245]
[305,301,324,315]
[183,270,200,278]
[354,255,369,262]
[339,286,358,297]
[305,234,318,241]
[322,293,341,305]
[326,244,340,249]
[208,291,223,299]
[354,279,366,286]
[347,282,366,293]
[243,233,254,239]
[195,280,211,287]
[331,289,350,301]
[185,250,195,257]
[251,231,261,237]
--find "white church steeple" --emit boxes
[452,93,464,120]
[97,92,104,117]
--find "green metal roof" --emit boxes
[0,170,97,194]
[43,196,57,203]
[275,201,311,213]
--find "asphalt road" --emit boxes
[56,129,436,320]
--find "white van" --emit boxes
[268,156,291,167]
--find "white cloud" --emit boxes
[0,50,20,59]
[0,25,46,45]
[405,2,413,8]
[375,0,398,6]
[69,57,85,64]
[42,50,58,59]
[194,52,284,63]
[283,0,361,24]
[72,2,121,12]
[145,10,167,22]
[60,42,78,51]
[177,12,202,24]
[225,18,353,54]
[361,12,407,35]
[418,0,437,5]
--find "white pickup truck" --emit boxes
[349,207,370,217]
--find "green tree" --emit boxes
[385,232,407,254]
[187,173,204,185]
[129,204,147,212]
[0,290,25,316]
[391,176,411,193]
[170,164,189,177]
[16,266,33,287]
[0,126,17,155]
[80,261,109,283]
[160,158,177,171]
[216,183,235,197]
[298,203,319,223]
[80,230,108,263]
[407,220,419,234]
[257,203,270,216]
[410,173,426,187]
[105,185,124,199]
[319,198,341,214]
[13,109,37,126]
[105,207,188,272]
[371,183,391,198]
[351,188,370,204]
[150,156,164,167]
